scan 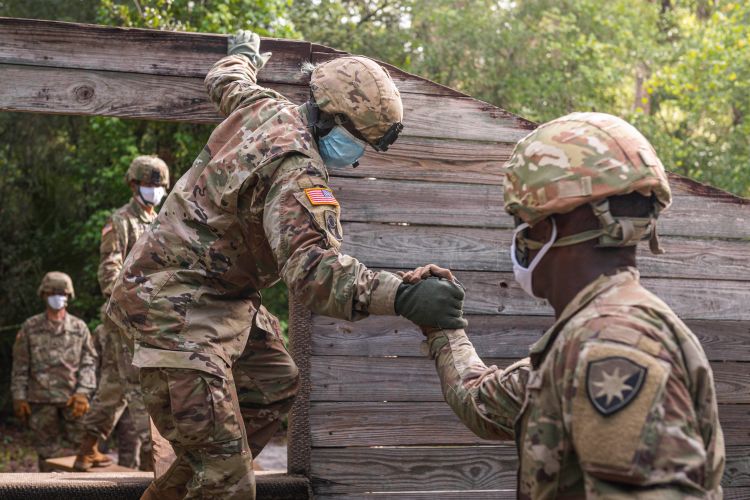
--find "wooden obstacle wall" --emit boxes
[1,17,749,499]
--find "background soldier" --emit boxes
[11,272,97,471]
[74,155,170,471]
[107,30,466,499]
[409,113,725,498]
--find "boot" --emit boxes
[73,434,113,471]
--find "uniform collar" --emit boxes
[129,196,157,224]
[528,267,640,367]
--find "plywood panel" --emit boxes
[340,222,750,279]
[310,402,749,447]
[310,356,750,404]
[310,315,750,361]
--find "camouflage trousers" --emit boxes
[83,376,152,470]
[140,319,299,499]
[29,403,84,461]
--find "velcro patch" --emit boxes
[101,223,113,237]
[304,188,339,206]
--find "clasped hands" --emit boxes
[394,264,467,333]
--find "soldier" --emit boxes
[11,272,97,471]
[74,156,170,471]
[106,30,466,499]
[409,113,725,498]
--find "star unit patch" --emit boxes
[586,356,647,416]
[304,188,339,206]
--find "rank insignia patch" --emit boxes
[586,356,647,416]
[305,188,339,206]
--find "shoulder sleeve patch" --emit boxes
[101,222,113,237]
[304,187,339,206]
[571,341,669,474]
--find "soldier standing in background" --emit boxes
[107,30,466,499]
[11,272,97,472]
[409,113,725,498]
[73,156,170,471]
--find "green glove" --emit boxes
[228,30,271,70]
[395,277,468,329]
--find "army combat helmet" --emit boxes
[37,271,75,299]
[310,56,404,151]
[503,112,672,254]
[125,155,170,187]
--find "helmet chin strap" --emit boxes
[521,199,665,255]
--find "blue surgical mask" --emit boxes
[318,126,367,168]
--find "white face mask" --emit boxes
[139,186,166,206]
[47,294,67,311]
[510,219,558,299]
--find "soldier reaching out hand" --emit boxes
[106,30,465,499]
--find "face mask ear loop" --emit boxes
[512,220,558,271]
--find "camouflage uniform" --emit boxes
[11,312,97,460]
[82,197,157,469]
[107,51,402,497]
[426,113,724,498]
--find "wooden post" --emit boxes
[286,295,312,478]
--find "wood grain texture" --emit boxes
[0,16,310,83]
[310,356,750,403]
[311,445,519,494]
[328,176,750,239]
[0,63,309,122]
[309,402,749,447]
[310,445,750,494]
[339,221,750,279]
[310,315,750,362]
[375,270,750,321]
[316,492,516,499]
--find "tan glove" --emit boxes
[66,393,90,418]
[13,399,31,424]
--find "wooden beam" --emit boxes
[310,315,750,362]
[309,402,749,447]
[340,222,750,279]
[309,356,750,403]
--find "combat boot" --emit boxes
[73,434,113,470]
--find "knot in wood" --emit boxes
[74,85,95,103]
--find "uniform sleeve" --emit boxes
[425,328,529,440]
[98,216,126,296]
[262,156,401,321]
[74,323,98,397]
[10,324,30,400]
[205,54,290,117]
[559,328,716,495]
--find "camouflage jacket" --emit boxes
[426,268,724,498]
[98,197,157,296]
[107,54,400,377]
[11,312,97,403]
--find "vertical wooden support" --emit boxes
[286,294,313,478]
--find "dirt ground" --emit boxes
[0,421,287,473]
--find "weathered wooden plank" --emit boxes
[316,492,516,499]
[312,51,468,98]
[331,136,514,186]
[0,63,309,122]
[0,17,310,83]
[340,222,750,279]
[309,402,749,447]
[329,177,750,239]
[310,315,750,362]
[379,270,750,321]
[311,445,750,494]
[311,445,519,494]
[725,488,750,500]
[310,356,750,403]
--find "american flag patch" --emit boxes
[304,188,339,206]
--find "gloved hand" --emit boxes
[228,30,272,70]
[13,399,31,424]
[395,277,468,329]
[67,393,90,418]
[398,263,455,284]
